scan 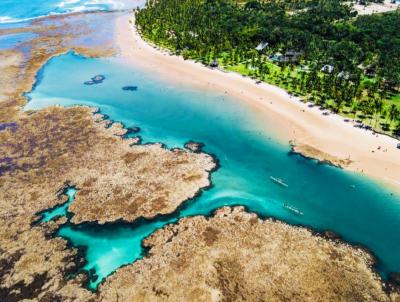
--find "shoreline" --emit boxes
[115,13,400,191]
[0,10,398,300]
[99,205,396,301]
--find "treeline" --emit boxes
[136,0,400,135]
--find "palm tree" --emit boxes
[388,104,399,126]
[373,98,383,128]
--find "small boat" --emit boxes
[122,86,138,91]
[270,176,288,187]
[283,203,304,216]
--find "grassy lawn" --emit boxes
[390,94,400,103]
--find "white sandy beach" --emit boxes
[115,14,400,190]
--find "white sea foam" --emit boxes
[0,12,70,24]
[84,0,125,10]
[0,16,20,23]
[69,5,93,13]
[0,15,40,24]
[0,16,16,23]
[58,0,130,12]
[58,0,81,8]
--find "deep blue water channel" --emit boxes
[27,52,400,290]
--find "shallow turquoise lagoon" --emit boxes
[39,187,77,222]
[27,52,400,290]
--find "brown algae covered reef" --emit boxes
[99,207,399,302]
[0,11,117,123]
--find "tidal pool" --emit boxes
[39,187,76,223]
[0,31,37,49]
[28,52,400,290]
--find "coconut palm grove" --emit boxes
[136,0,400,135]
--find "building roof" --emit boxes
[321,65,334,73]
[256,42,269,51]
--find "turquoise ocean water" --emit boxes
[26,52,400,290]
[0,0,145,24]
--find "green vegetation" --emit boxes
[136,0,400,136]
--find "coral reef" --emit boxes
[100,207,394,302]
